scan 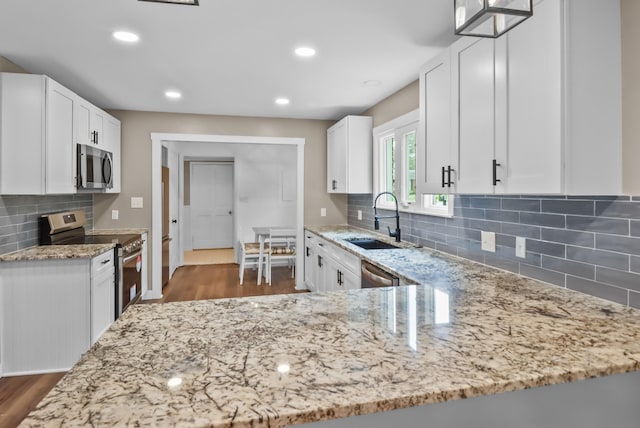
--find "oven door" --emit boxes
[121,249,142,313]
[77,144,113,190]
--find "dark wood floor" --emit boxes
[0,263,305,427]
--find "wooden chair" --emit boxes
[266,228,296,285]
[239,238,268,285]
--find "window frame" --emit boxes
[372,110,454,217]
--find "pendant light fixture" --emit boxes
[454,0,532,38]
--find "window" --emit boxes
[373,110,453,217]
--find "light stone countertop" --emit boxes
[90,228,148,236]
[0,228,147,262]
[20,225,640,427]
[0,244,115,261]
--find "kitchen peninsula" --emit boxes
[21,227,640,427]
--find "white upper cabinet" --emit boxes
[45,79,77,194]
[418,0,622,195]
[451,36,498,194]
[417,49,454,195]
[104,116,121,193]
[0,73,76,194]
[327,115,373,194]
[0,72,121,195]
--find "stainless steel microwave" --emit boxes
[77,144,113,190]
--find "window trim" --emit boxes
[373,110,454,218]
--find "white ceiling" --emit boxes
[0,0,457,120]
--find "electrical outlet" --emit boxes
[357,210,362,220]
[111,210,119,220]
[320,208,327,217]
[131,197,143,209]
[516,236,527,258]
[481,231,496,252]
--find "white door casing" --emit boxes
[190,162,234,249]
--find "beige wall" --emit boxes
[93,111,345,236]
[0,56,27,73]
[621,0,640,194]
[360,80,419,128]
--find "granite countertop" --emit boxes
[90,228,148,236]
[0,228,147,262]
[0,244,115,261]
[21,226,640,427]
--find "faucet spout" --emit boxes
[373,192,401,242]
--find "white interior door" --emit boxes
[191,162,234,249]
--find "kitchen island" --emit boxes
[21,229,640,427]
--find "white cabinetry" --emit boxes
[104,116,121,193]
[0,73,77,194]
[0,249,115,375]
[418,0,622,195]
[90,250,115,345]
[451,36,498,194]
[417,50,454,195]
[0,72,121,195]
[327,116,373,194]
[304,231,361,292]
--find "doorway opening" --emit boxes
[150,133,305,300]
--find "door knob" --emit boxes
[228,211,233,215]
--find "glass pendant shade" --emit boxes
[454,0,532,38]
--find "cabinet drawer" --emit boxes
[91,249,115,278]
[338,249,360,277]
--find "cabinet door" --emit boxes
[91,251,115,344]
[91,271,115,344]
[417,49,454,195]
[0,73,45,194]
[327,120,347,193]
[340,268,360,290]
[104,117,121,193]
[451,37,496,194]
[501,0,563,194]
[91,109,106,149]
[45,79,76,194]
[75,98,92,147]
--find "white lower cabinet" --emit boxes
[90,250,115,345]
[304,231,361,292]
[0,249,115,376]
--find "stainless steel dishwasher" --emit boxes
[361,260,400,288]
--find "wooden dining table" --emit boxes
[251,226,295,284]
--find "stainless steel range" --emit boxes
[39,210,144,318]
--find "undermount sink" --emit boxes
[346,238,400,250]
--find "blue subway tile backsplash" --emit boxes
[348,194,640,309]
[0,194,93,255]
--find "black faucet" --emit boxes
[373,192,401,242]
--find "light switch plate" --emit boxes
[131,197,143,209]
[357,210,362,221]
[481,231,496,252]
[320,208,327,217]
[516,236,527,258]
[111,210,119,220]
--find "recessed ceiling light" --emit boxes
[294,47,316,57]
[275,98,290,105]
[113,31,140,43]
[165,91,182,99]
[363,80,382,87]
